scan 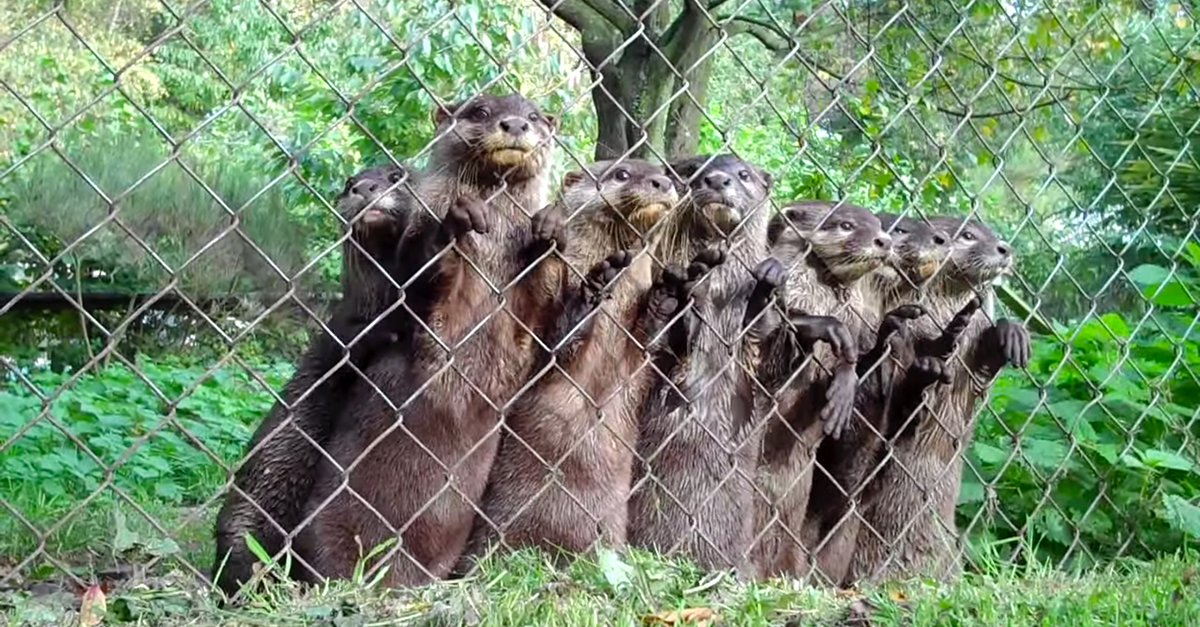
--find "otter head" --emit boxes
[770,201,893,283]
[336,163,409,234]
[667,154,773,239]
[559,159,678,235]
[430,93,556,182]
[876,211,952,287]
[925,215,1012,288]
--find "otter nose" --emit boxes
[997,242,1011,257]
[649,175,672,192]
[702,171,732,191]
[499,117,530,135]
[351,180,380,199]
[874,233,893,250]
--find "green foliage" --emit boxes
[965,257,1200,564]
[0,357,291,519]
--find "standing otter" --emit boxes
[847,214,1029,585]
[211,162,411,599]
[626,153,784,575]
[797,209,959,587]
[749,200,892,582]
[453,160,683,568]
[292,93,558,587]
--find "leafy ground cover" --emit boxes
[2,549,1198,626]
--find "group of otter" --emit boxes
[210,92,1030,600]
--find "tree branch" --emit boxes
[724,15,793,52]
[935,95,1067,119]
[543,0,635,33]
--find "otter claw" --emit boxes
[912,355,951,386]
[887,304,927,321]
[446,197,489,239]
[531,204,568,251]
[584,250,636,299]
[752,257,786,289]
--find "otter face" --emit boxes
[877,211,951,285]
[772,201,893,282]
[337,163,408,231]
[926,215,1012,285]
[432,93,556,179]
[668,154,773,236]
[561,159,678,232]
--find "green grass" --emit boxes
[2,549,1198,626]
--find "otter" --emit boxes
[797,209,963,587]
[749,200,892,583]
[626,153,785,575]
[847,214,1029,585]
[448,160,687,569]
[211,162,412,599]
[291,93,559,587]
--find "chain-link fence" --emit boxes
[2,0,1198,609]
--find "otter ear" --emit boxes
[433,101,461,126]
[562,169,586,189]
[543,114,557,129]
[757,167,774,190]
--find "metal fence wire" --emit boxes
[1,0,1198,605]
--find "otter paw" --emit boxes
[445,197,490,239]
[688,248,727,277]
[584,250,636,300]
[886,304,928,322]
[955,296,983,321]
[994,319,1030,368]
[911,355,951,387]
[751,257,786,290]
[820,363,858,440]
[647,271,685,320]
[531,204,568,252]
[789,313,856,361]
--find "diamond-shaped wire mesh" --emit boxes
[1,0,1197,606]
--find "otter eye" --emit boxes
[388,172,402,184]
[961,231,976,241]
[838,221,854,231]
[738,170,751,181]
[613,169,631,182]
[527,112,540,122]
[469,107,490,121]
[893,227,908,234]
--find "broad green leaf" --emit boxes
[1143,280,1196,307]
[1161,494,1200,538]
[973,442,1011,466]
[595,547,634,593]
[1141,449,1195,472]
[1128,264,1170,287]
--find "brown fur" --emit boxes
[452,160,680,568]
[750,200,892,583]
[211,162,412,598]
[798,210,953,588]
[627,154,777,574]
[291,93,558,587]
[849,214,1026,585]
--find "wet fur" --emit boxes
[750,200,892,583]
[211,163,412,598]
[849,214,1026,585]
[627,154,777,574]
[292,93,558,587]
[454,160,679,567]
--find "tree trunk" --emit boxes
[664,31,718,159]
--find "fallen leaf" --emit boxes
[888,589,908,602]
[80,584,106,627]
[836,587,861,598]
[643,607,718,625]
